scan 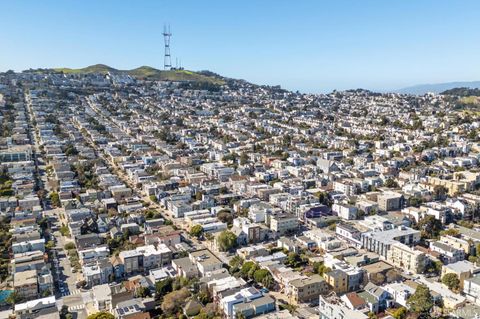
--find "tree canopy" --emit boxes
[384,178,399,188]
[392,307,407,319]
[284,252,307,268]
[155,277,173,300]
[87,312,115,319]
[240,261,256,279]
[217,230,237,251]
[442,273,460,291]
[416,215,443,239]
[217,211,234,224]
[253,269,274,289]
[190,225,204,238]
[161,287,190,315]
[407,284,433,314]
[433,185,448,200]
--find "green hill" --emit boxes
[54,64,117,74]
[441,87,480,97]
[53,64,224,84]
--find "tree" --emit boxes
[195,303,217,319]
[409,196,423,208]
[59,224,70,237]
[313,262,331,276]
[407,284,433,315]
[155,277,173,300]
[433,185,448,200]
[475,243,480,257]
[135,286,151,298]
[149,195,158,203]
[239,207,249,217]
[440,228,459,237]
[416,215,442,239]
[236,312,247,319]
[77,280,87,288]
[285,252,304,268]
[5,291,22,305]
[327,223,336,231]
[386,269,401,283]
[230,255,243,268]
[145,210,155,219]
[197,286,212,305]
[217,230,237,251]
[217,210,233,224]
[427,260,443,275]
[282,303,297,315]
[45,240,55,250]
[370,272,386,285]
[50,192,61,207]
[316,191,326,203]
[64,242,76,250]
[392,307,407,319]
[240,261,256,279]
[38,217,49,230]
[190,225,204,239]
[60,305,74,319]
[442,273,460,291]
[240,152,249,165]
[384,178,399,188]
[195,191,204,201]
[64,144,78,156]
[87,312,115,319]
[229,255,243,274]
[60,305,71,319]
[161,287,190,315]
[253,269,274,288]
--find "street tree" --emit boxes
[407,284,433,315]
[217,230,237,251]
[190,225,204,238]
[442,273,460,291]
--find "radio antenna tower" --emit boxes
[162,25,172,70]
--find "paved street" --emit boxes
[27,97,90,319]
[50,218,89,319]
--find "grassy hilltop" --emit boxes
[53,64,224,84]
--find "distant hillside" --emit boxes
[53,64,224,84]
[54,64,117,74]
[441,87,480,97]
[440,87,480,108]
[397,81,480,95]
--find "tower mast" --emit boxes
[162,25,172,70]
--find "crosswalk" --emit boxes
[61,289,81,297]
[68,304,85,311]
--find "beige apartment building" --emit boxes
[387,242,426,274]
[377,192,402,212]
[289,275,330,304]
[424,176,470,196]
[14,269,38,301]
[440,235,474,255]
[270,214,299,235]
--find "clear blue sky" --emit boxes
[1,0,479,92]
